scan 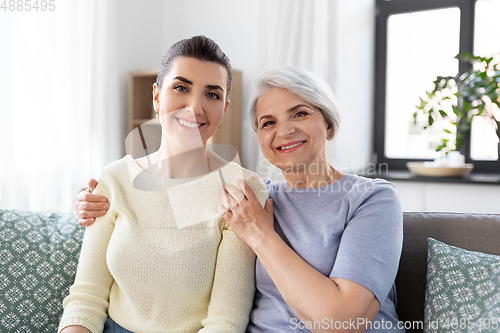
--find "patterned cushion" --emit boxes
[0,209,83,333]
[424,238,500,333]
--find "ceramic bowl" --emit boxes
[406,162,474,177]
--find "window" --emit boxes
[374,0,500,173]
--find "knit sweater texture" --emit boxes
[59,155,268,333]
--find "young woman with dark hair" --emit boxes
[59,36,268,333]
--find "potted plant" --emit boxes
[414,53,500,156]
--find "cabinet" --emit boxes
[391,181,500,214]
[127,69,243,161]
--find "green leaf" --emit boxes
[484,84,495,94]
[456,52,474,62]
[428,114,434,126]
[458,121,471,132]
[436,142,447,152]
[477,104,485,116]
[463,100,472,113]
[444,129,452,134]
[456,132,465,150]
[452,106,464,118]
[439,110,448,118]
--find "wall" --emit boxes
[328,0,375,173]
[91,0,166,168]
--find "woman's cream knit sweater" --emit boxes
[59,155,268,333]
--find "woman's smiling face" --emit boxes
[256,88,333,172]
[153,56,229,151]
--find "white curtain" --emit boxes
[250,0,330,180]
[0,0,120,213]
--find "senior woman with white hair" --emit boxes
[77,68,404,333]
[220,68,404,333]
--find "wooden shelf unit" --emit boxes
[128,69,159,134]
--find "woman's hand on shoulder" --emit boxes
[217,179,274,250]
[75,179,109,227]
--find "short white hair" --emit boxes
[249,68,341,138]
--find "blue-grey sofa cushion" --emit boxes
[424,238,500,333]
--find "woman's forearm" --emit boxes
[252,232,378,333]
[252,232,338,322]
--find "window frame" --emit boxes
[374,0,499,173]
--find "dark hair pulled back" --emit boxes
[156,35,232,100]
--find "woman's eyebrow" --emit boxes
[173,76,193,85]
[206,84,224,92]
[258,104,311,123]
[287,104,310,112]
[258,115,273,123]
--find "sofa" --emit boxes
[396,212,500,333]
[1,209,499,333]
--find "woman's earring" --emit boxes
[328,134,333,140]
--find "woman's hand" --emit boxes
[75,179,109,226]
[217,179,274,250]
